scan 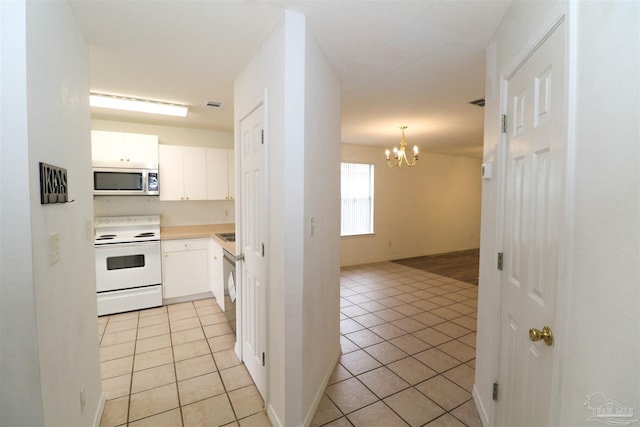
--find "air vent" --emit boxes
[206,101,223,108]
[469,98,485,107]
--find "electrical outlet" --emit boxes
[49,232,60,264]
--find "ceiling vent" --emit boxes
[469,98,485,107]
[206,101,223,108]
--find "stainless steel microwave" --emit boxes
[93,167,159,196]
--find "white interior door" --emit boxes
[239,104,267,398]
[498,19,566,426]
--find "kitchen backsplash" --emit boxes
[93,196,235,226]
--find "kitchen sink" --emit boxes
[216,232,235,242]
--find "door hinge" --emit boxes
[261,243,265,257]
[261,129,264,145]
[493,382,499,401]
[501,114,507,133]
[262,352,266,366]
[497,252,504,271]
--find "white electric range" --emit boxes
[94,215,162,316]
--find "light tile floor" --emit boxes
[311,262,481,427]
[98,298,270,427]
[99,260,480,427]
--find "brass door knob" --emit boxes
[529,326,553,346]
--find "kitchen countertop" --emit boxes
[161,223,236,254]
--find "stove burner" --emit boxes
[96,234,116,240]
[135,232,156,238]
[94,215,161,245]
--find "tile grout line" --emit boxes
[200,303,242,425]
[125,311,139,426]
[167,304,185,427]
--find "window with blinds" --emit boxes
[341,162,374,236]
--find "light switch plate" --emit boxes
[481,162,493,180]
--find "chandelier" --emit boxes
[385,126,418,167]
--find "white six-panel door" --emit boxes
[499,19,566,426]
[239,104,267,398]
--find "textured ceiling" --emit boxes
[70,0,510,157]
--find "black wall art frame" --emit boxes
[39,162,68,204]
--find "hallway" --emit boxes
[312,261,481,426]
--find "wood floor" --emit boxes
[392,249,480,285]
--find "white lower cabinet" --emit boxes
[162,238,209,299]
[210,239,224,310]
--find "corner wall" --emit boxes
[558,1,639,423]
[234,10,341,427]
[1,1,44,425]
[302,21,342,425]
[1,1,103,426]
[341,144,482,267]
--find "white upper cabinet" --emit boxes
[159,145,207,201]
[182,147,208,200]
[160,144,234,201]
[206,148,235,201]
[91,130,158,167]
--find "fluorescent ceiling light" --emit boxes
[89,93,189,117]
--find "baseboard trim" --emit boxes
[264,344,341,427]
[163,291,214,306]
[301,345,342,427]
[341,247,480,268]
[267,402,284,427]
[472,384,490,427]
[93,392,106,427]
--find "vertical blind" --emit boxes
[341,162,374,236]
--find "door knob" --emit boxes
[529,326,553,346]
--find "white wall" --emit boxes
[0,2,44,425]
[234,10,341,427]
[476,1,640,425]
[235,14,288,426]
[1,1,103,426]
[91,119,235,225]
[341,144,482,267]
[558,1,639,423]
[302,20,342,426]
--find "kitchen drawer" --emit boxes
[162,238,208,253]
